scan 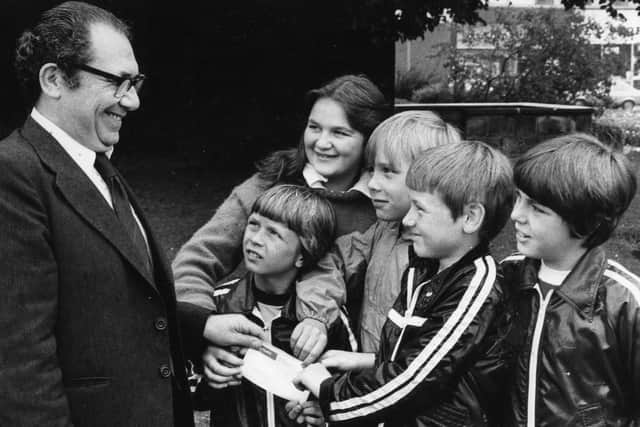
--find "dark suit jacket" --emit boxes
[0,118,194,426]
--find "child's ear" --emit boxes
[462,202,485,235]
[294,254,304,269]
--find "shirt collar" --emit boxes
[30,108,113,168]
[302,163,371,197]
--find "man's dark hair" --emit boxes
[14,1,131,105]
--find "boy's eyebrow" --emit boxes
[411,198,427,210]
[264,223,282,235]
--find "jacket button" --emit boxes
[159,364,171,378]
[154,317,168,331]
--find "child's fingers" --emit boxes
[285,401,303,420]
[203,364,241,388]
[202,353,242,378]
[205,345,244,367]
[301,401,322,416]
[303,413,325,427]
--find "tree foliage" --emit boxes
[384,0,639,41]
[440,8,629,104]
[346,0,489,42]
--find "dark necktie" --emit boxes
[94,153,152,273]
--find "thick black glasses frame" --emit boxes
[74,63,146,98]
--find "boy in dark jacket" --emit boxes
[502,133,639,426]
[292,140,516,426]
[195,185,356,427]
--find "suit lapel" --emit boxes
[21,118,157,291]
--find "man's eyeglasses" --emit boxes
[74,64,146,99]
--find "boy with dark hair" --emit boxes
[502,133,639,426]
[292,140,516,426]
[195,184,355,427]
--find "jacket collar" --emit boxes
[519,246,606,320]
[408,241,491,286]
[223,272,298,323]
[20,117,158,290]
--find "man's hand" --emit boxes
[319,350,375,372]
[293,363,332,398]
[285,400,325,426]
[291,318,327,365]
[202,345,243,389]
[203,313,265,348]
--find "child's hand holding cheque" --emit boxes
[293,363,331,398]
[319,350,375,372]
[285,400,325,426]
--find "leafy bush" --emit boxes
[592,110,640,148]
[395,67,451,102]
[438,8,628,104]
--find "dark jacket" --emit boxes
[318,245,514,427]
[194,272,356,427]
[0,118,194,427]
[502,247,640,426]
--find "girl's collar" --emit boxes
[302,163,371,198]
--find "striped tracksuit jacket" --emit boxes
[319,244,515,426]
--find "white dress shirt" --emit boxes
[31,108,149,247]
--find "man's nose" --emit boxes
[119,87,140,111]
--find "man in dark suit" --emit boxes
[0,2,263,425]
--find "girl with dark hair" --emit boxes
[174,74,389,359]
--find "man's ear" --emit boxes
[294,254,304,269]
[462,202,485,235]
[38,63,66,99]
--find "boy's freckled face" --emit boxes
[510,189,581,270]
[402,189,467,268]
[243,213,303,277]
[367,149,411,221]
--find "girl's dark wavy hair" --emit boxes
[15,1,130,105]
[256,74,390,185]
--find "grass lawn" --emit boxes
[122,149,640,275]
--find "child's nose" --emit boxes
[510,200,524,223]
[249,229,265,245]
[402,207,416,228]
[368,172,380,192]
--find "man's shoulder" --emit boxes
[0,127,43,178]
[0,127,33,157]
